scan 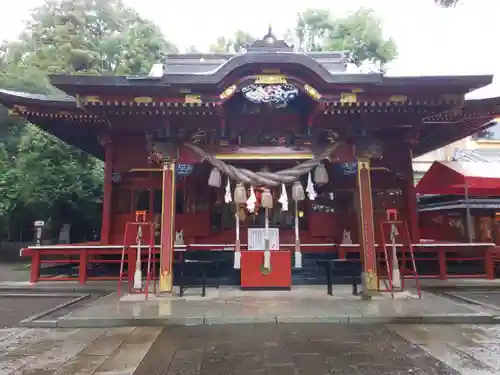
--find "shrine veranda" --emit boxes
[2,31,500,296]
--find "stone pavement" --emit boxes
[391,324,500,374]
[136,324,458,375]
[445,290,500,311]
[3,324,500,374]
[0,265,30,284]
[52,286,496,328]
[0,296,73,328]
[0,326,162,375]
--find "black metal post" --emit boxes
[327,262,333,296]
[179,258,185,297]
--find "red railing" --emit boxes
[337,243,495,280]
[20,242,496,283]
[22,245,133,283]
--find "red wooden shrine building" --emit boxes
[1,31,500,295]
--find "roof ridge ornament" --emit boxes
[246,26,293,52]
[264,25,276,44]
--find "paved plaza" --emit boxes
[1,277,500,373]
[1,324,500,374]
[55,286,496,327]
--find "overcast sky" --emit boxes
[0,0,498,82]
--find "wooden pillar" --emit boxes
[406,150,419,243]
[357,158,378,296]
[159,161,176,293]
[101,138,113,243]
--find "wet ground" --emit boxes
[135,324,459,375]
[0,296,72,328]
[59,287,495,327]
[0,264,107,328]
[447,290,500,311]
[0,265,500,374]
[0,264,30,283]
[4,324,500,374]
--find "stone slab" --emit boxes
[92,327,162,374]
[277,315,350,324]
[21,319,58,328]
[0,327,158,375]
[50,313,500,328]
[35,286,499,328]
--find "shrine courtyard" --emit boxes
[1,280,500,373]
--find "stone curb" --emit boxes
[18,294,91,329]
[443,291,500,312]
[23,313,498,328]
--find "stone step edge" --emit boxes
[19,314,498,328]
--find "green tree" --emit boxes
[209,30,255,53]
[0,0,177,241]
[295,8,397,70]
[15,126,103,237]
[14,0,177,75]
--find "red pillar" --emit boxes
[100,138,113,243]
[159,162,176,292]
[30,252,41,283]
[357,158,378,296]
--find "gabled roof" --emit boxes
[49,72,493,97]
[416,160,500,196]
[48,30,493,95]
[161,51,347,76]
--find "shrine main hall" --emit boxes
[1,31,499,297]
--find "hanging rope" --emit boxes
[183,141,341,187]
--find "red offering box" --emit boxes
[240,250,291,289]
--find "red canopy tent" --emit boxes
[416,161,500,196]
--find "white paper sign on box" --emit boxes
[248,228,279,251]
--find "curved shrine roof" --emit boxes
[0,89,104,157]
[0,31,499,160]
[48,31,492,94]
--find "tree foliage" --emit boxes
[13,0,177,75]
[0,0,177,241]
[209,9,397,70]
[295,8,397,70]
[209,31,255,53]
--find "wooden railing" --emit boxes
[20,242,496,283]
